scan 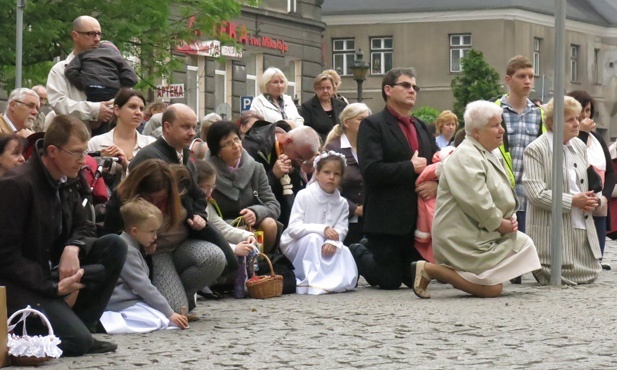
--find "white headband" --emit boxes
[313,150,347,170]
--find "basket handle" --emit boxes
[248,252,276,279]
[7,306,55,337]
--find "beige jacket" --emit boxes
[433,137,530,274]
[523,133,601,284]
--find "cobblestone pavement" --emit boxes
[30,240,617,370]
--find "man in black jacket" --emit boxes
[242,121,321,227]
[130,103,238,281]
[350,67,439,290]
[0,115,126,356]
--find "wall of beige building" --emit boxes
[325,18,617,139]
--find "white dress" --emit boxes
[280,182,358,294]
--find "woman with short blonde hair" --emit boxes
[249,67,303,126]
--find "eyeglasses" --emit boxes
[220,137,241,149]
[13,100,39,111]
[392,82,421,92]
[58,146,89,159]
[75,31,102,38]
[146,230,159,237]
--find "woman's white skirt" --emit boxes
[100,302,179,334]
[456,236,541,285]
[283,233,358,295]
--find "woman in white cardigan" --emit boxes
[523,96,602,285]
[249,67,304,127]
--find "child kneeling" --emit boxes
[280,151,358,294]
[100,198,189,333]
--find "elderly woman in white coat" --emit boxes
[410,100,541,299]
[249,67,304,127]
[523,96,602,285]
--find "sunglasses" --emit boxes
[392,82,421,92]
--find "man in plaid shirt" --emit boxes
[496,55,544,234]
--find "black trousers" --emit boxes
[6,234,127,356]
[353,232,422,290]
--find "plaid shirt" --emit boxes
[499,95,542,211]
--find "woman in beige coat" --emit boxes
[410,100,541,299]
[523,96,602,285]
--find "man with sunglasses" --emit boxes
[0,87,38,137]
[0,114,127,356]
[350,67,439,290]
[47,15,114,133]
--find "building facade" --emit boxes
[322,0,617,137]
[168,0,325,120]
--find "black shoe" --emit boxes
[88,338,117,354]
[348,243,365,262]
[602,262,611,270]
[196,290,224,300]
[510,276,522,284]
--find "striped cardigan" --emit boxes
[523,133,601,285]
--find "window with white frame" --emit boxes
[333,38,355,76]
[287,0,296,13]
[279,60,300,101]
[214,60,229,116]
[450,34,471,73]
[533,38,541,76]
[570,44,579,82]
[186,65,199,115]
[246,54,259,96]
[370,37,392,75]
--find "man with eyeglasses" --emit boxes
[0,87,38,137]
[350,67,439,291]
[47,15,114,133]
[0,114,127,356]
[243,121,321,227]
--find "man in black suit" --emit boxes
[350,67,439,290]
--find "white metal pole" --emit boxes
[15,0,26,88]
[550,0,566,286]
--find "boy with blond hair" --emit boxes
[100,198,188,333]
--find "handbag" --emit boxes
[230,216,265,252]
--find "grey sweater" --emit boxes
[105,232,174,317]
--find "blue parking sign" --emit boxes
[241,96,254,112]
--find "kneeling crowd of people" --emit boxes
[0,55,612,358]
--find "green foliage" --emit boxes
[413,106,441,125]
[450,49,502,120]
[0,0,259,91]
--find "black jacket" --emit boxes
[0,140,96,298]
[65,47,138,91]
[129,137,208,219]
[357,107,438,235]
[299,95,347,141]
[242,121,305,226]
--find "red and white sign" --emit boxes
[156,84,185,99]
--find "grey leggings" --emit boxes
[152,239,226,312]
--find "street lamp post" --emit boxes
[349,49,370,102]
[16,0,26,88]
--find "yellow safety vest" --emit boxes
[494,96,546,188]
